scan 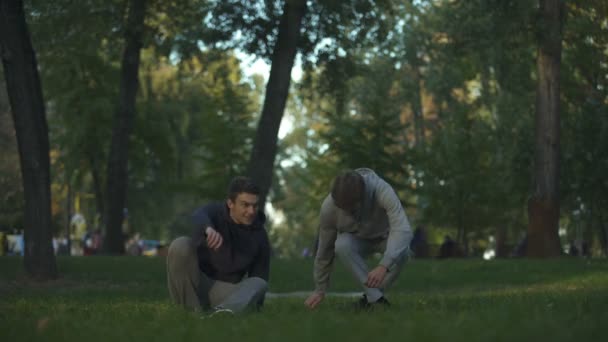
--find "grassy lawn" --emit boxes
[1,256,607,342]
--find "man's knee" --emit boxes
[334,234,356,257]
[245,277,268,293]
[168,236,196,260]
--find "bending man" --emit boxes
[305,168,412,310]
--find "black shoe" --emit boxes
[353,295,390,311]
[374,296,390,307]
[354,294,371,310]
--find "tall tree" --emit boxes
[0,74,24,230]
[28,0,210,231]
[0,0,57,278]
[402,0,428,148]
[104,0,147,254]
[131,50,261,237]
[246,0,307,205]
[527,0,564,257]
[559,0,608,257]
[207,0,395,206]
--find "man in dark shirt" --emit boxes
[166,177,270,314]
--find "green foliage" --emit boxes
[125,49,261,239]
[559,1,608,248]
[274,0,608,257]
[28,0,127,226]
[7,0,606,256]
[204,0,397,63]
[411,0,538,242]
[24,1,262,240]
[273,53,415,256]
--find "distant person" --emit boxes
[156,243,168,257]
[126,234,143,256]
[410,226,430,258]
[166,176,270,315]
[15,231,24,256]
[304,168,413,310]
[569,239,591,258]
[512,234,527,258]
[438,235,458,258]
[581,240,590,257]
[57,236,70,255]
[301,247,311,258]
[52,237,59,255]
[83,229,103,256]
[0,230,6,256]
[568,240,579,257]
[82,231,93,256]
[91,229,103,254]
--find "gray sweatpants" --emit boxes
[166,236,267,313]
[334,233,408,302]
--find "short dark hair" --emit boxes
[331,170,364,211]
[227,176,260,201]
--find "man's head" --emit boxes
[331,170,365,213]
[226,176,260,225]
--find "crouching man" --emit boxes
[305,168,412,310]
[167,176,270,314]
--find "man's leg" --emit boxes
[208,277,268,313]
[166,236,209,311]
[374,238,408,292]
[334,233,384,302]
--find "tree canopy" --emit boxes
[1,0,607,262]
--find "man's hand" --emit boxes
[205,227,223,251]
[365,265,388,288]
[304,291,325,309]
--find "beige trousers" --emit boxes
[166,236,267,312]
[334,233,408,302]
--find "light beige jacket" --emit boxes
[313,168,412,292]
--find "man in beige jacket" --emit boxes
[304,168,412,310]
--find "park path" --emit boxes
[266,291,361,299]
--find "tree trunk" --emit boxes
[89,153,105,222]
[411,65,425,147]
[405,1,426,147]
[456,208,466,257]
[527,0,563,257]
[495,224,508,258]
[65,183,72,255]
[0,0,57,279]
[246,0,307,206]
[104,0,146,254]
[461,226,468,257]
[597,209,607,257]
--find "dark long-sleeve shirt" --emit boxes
[191,202,270,283]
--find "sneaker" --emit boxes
[353,295,390,311]
[374,296,391,307]
[353,295,371,310]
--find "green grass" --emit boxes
[1,256,607,342]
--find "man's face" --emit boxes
[227,192,259,225]
[333,189,363,216]
[334,198,361,216]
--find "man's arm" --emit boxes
[191,203,224,249]
[376,179,413,270]
[305,195,338,309]
[248,230,270,281]
[312,195,339,293]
